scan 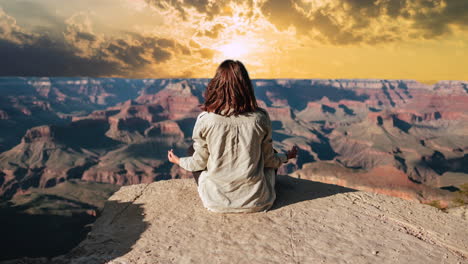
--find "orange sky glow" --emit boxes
[0,0,467,82]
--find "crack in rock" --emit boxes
[110,184,150,225]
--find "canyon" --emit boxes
[0,77,467,260]
[1,77,467,204]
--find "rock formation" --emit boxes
[7,177,467,264]
[1,77,467,208]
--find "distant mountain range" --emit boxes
[0,77,467,206]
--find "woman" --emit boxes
[167,60,298,213]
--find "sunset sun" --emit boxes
[218,41,247,58]
[216,39,251,60]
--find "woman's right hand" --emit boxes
[167,149,180,165]
[286,145,298,160]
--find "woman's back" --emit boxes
[178,108,288,213]
[168,59,296,213]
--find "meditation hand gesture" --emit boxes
[286,145,299,160]
[167,149,180,165]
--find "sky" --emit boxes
[0,0,467,82]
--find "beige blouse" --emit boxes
[178,107,288,213]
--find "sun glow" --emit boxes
[216,40,250,60]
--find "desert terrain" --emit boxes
[1,77,467,260]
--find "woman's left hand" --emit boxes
[167,149,180,165]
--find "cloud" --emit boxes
[0,7,194,77]
[204,23,225,38]
[3,0,465,79]
[260,0,468,45]
[144,0,227,21]
[408,0,468,38]
[127,34,192,61]
[0,0,66,32]
[0,7,37,44]
[0,35,125,77]
[63,12,102,58]
[152,47,172,62]
[198,48,216,59]
[148,0,468,46]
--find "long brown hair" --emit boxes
[201,60,259,117]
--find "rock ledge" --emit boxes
[12,176,468,264]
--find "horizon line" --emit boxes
[0,76,465,84]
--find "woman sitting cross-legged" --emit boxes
[167,59,298,213]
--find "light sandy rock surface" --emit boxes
[9,176,468,264]
[448,205,468,221]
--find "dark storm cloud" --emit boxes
[260,0,468,45]
[0,30,185,77]
[104,34,192,67]
[155,38,176,48]
[105,38,151,68]
[410,0,468,38]
[154,38,191,55]
[74,31,96,42]
[0,35,125,77]
[129,34,192,60]
[152,47,172,62]
[0,8,192,77]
